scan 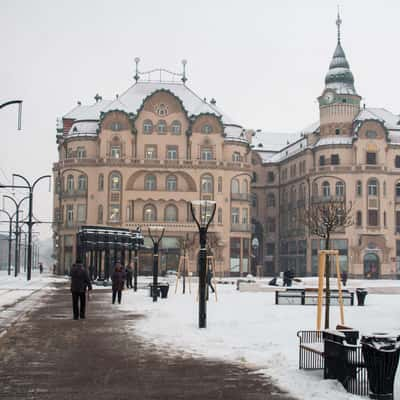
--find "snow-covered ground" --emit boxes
[119,277,400,400]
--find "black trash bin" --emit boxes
[361,334,400,400]
[356,288,368,306]
[159,283,169,299]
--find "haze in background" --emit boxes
[1,0,399,242]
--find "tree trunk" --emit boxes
[324,234,330,329]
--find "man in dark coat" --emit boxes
[126,262,133,289]
[70,262,92,320]
[111,262,126,304]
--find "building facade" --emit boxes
[53,69,252,275]
[252,15,400,279]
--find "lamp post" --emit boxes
[190,200,216,328]
[0,100,22,130]
[10,174,51,280]
[251,237,259,277]
[133,226,143,292]
[148,225,165,302]
[0,209,15,275]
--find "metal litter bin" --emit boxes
[149,284,160,298]
[361,334,400,400]
[159,283,169,298]
[356,288,368,306]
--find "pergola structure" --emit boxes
[76,225,144,280]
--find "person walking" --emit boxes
[341,270,348,286]
[126,262,134,289]
[70,262,92,320]
[39,263,43,274]
[207,266,215,293]
[111,262,126,304]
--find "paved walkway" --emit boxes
[0,284,296,400]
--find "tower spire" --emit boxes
[336,6,342,44]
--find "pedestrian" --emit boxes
[53,263,57,274]
[207,266,215,293]
[70,262,92,320]
[111,262,126,304]
[126,262,133,289]
[341,270,348,286]
[39,263,43,274]
[283,269,289,286]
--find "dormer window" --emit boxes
[201,124,213,134]
[232,152,241,162]
[157,120,167,134]
[366,131,377,139]
[111,145,121,159]
[110,122,122,131]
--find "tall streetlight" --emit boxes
[133,226,144,292]
[190,200,216,328]
[0,209,15,275]
[3,195,29,276]
[148,225,165,302]
[0,100,22,130]
[10,174,51,280]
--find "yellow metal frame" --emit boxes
[316,250,345,330]
[175,255,192,294]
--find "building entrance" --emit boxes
[364,253,379,279]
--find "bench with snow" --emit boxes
[276,288,354,305]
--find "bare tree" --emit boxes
[301,198,353,328]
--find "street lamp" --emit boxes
[0,100,22,130]
[190,200,216,328]
[148,225,165,302]
[0,209,16,275]
[251,237,259,277]
[133,226,144,292]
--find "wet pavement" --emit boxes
[0,285,296,400]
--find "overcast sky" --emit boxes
[1,0,399,240]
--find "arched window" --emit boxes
[165,205,178,222]
[110,136,121,159]
[267,193,275,207]
[336,181,345,197]
[98,205,103,224]
[356,211,362,226]
[145,175,157,191]
[143,119,153,134]
[67,175,74,192]
[144,204,157,222]
[157,120,167,134]
[322,181,330,197]
[356,180,362,196]
[110,172,121,191]
[231,178,240,194]
[98,174,104,191]
[166,175,177,191]
[201,124,213,134]
[217,208,222,224]
[242,180,248,194]
[368,179,378,196]
[201,175,213,193]
[171,120,181,135]
[252,193,257,208]
[396,182,400,198]
[78,175,87,191]
[395,156,400,168]
[232,152,241,162]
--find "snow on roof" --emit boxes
[68,121,98,136]
[356,108,400,130]
[389,131,400,144]
[224,125,248,143]
[313,136,353,147]
[257,151,278,162]
[301,121,319,135]
[268,137,308,163]
[64,99,113,120]
[251,131,302,151]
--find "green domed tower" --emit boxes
[318,12,361,136]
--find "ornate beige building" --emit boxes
[251,15,400,279]
[53,67,252,275]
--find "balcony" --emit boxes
[311,195,344,204]
[230,223,251,232]
[231,193,251,202]
[61,189,88,199]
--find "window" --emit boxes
[144,204,157,222]
[166,175,177,191]
[110,122,122,132]
[110,173,121,191]
[266,243,275,255]
[267,217,276,233]
[200,147,213,160]
[111,145,121,159]
[201,175,213,193]
[397,212,400,233]
[97,205,103,224]
[231,178,240,194]
[67,175,74,192]
[242,208,248,224]
[368,210,378,226]
[366,130,377,139]
[232,152,241,162]
[335,128,340,135]
[319,155,325,166]
[98,174,104,191]
[336,181,344,197]
[78,175,87,191]
[251,193,257,208]
[331,154,340,165]
[218,177,222,192]
[366,152,377,165]
[322,181,330,197]
[231,207,240,224]
[145,145,157,160]
[396,156,400,168]
[384,211,387,227]
[165,205,178,222]
[201,124,213,134]
[396,182,400,197]
[166,146,178,160]
[66,148,73,159]
[356,211,362,227]
[157,120,167,134]
[171,120,181,135]
[217,208,222,224]
[77,147,86,159]
[252,172,257,183]
[368,179,378,196]
[66,205,74,226]
[242,180,248,194]
[145,175,156,190]
[143,120,153,134]
[267,172,275,183]
[356,180,362,196]
[109,204,120,222]
[77,204,86,222]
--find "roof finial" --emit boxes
[181,59,187,84]
[134,57,140,82]
[336,6,342,44]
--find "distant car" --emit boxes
[166,270,177,276]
